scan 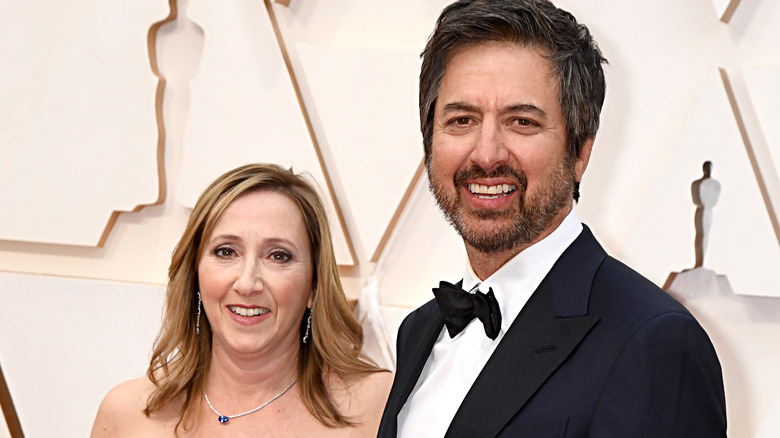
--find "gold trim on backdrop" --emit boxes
[720,0,742,23]
[0,363,24,438]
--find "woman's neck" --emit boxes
[206,340,300,400]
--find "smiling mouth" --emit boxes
[468,183,517,199]
[228,306,269,317]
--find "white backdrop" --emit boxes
[1,0,779,436]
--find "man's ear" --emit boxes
[574,137,595,181]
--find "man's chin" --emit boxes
[461,234,527,254]
[460,211,518,229]
[455,221,527,253]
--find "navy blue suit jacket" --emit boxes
[378,225,726,437]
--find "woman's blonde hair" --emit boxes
[144,163,381,432]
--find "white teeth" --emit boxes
[468,183,516,197]
[229,306,269,317]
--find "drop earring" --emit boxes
[196,290,202,335]
[302,308,312,344]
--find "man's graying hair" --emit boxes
[420,0,608,166]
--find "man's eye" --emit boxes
[215,247,235,258]
[453,117,471,125]
[515,118,535,126]
[270,251,292,262]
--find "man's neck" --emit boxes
[465,243,528,281]
[465,205,572,280]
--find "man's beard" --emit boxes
[428,159,575,254]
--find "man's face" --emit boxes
[429,42,590,254]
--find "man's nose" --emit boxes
[233,259,263,296]
[470,119,509,170]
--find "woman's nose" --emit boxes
[233,259,263,296]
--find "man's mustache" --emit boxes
[453,164,528,190]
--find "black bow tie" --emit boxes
[432,281,502,340]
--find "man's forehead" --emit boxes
[435,43,560,109]
[439,41,556,90]
[443,39,550,67]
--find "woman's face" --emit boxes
[198,190,314,358]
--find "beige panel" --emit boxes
[555,0,728,250]
[620,71,780,297]
[375,176,465,309]
[0,273,164,438]
[0,420,12,438]
[757,393,780,437]
[179,0,354,265]
[729,0,780,64]
[271,0,451,50]
[295,44,423,261]
[0,0,165,246]
[743,66,780,201]
[0,1,90,178]
[0,0,779,434]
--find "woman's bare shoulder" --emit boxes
[351,369,394,406]
[331,369,394,432]
[90,377,159,437]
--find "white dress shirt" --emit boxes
[397,208,583,438]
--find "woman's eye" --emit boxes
[270,250,292,262]
[215,247,235,258]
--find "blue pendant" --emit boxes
[218,415,229,424]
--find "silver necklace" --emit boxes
[205,379,297,424]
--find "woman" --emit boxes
[91,163,392,437]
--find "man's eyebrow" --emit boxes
[439,101,549,119]
[439,101,479,115]
[505,103,548,118]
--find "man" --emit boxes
[378,1,727,437]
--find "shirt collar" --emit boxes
[461,206,583,331]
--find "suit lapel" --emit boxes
[446,279,598,437]
[446,225,606,437]
[380,301,444,436]
[393,303,445,405]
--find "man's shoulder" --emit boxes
[408,298,439,315]
[554,225,686,319]
[591,255,695,327]
[399,299,439,332]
